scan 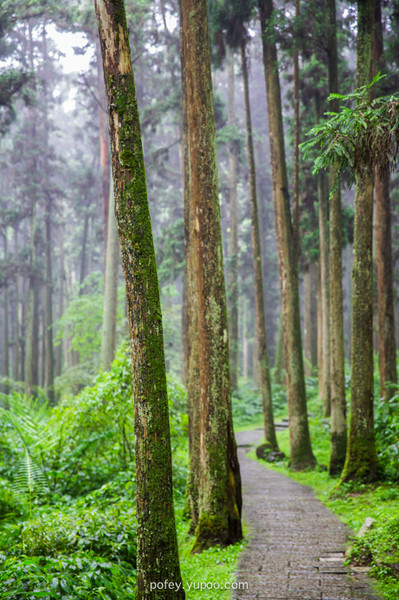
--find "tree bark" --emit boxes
[303,261,318,376]
[293,0,300,249]
[317,170,331,417]
[241,39,278,451]
[100,173,120,370]
[181,0,242,550]
[94,2,185,597]
[227,47,239,392]
[373,0,397,401]
[342,0,379,483]
[327,0,347,475]
[4,233,9,392]
[178,0,200,531]
[97,41,110,258]
[258,0,315,469]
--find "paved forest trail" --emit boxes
[233,429,382,600]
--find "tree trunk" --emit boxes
[373,0,397,401]
[94,2,185,597]
[56,220,66,377]
[241,39,278,451]
[273,315,284,384]
[42,25,55,403]
[227,48,239,392]
[97,41,110,258]
[342,0,378,483]
[293,0,300,248]
[258,0,315,470]
[79,211,89,291]
[181,0,242,550]
[178,0,200,531]
[100,173,120,370]
[4,234,9,392]
[303,261,318,376]
[327,0,347,475]
[13,226,20,381]
[317,171,331,417]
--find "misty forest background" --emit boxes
[1,0,399,599]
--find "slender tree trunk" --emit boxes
[227,48,239,392]
[258,0,315,469]
[4,234,9,392]
[56,220,66,377]
[373,0,397,401]
[303,262,318,376]
[178,0,200,531]
[273,315,284,384]
[317,171,331,416]
[25,21,40,398]
[79,211,89,292]
[100,174,120,370]
[95,2,185,597]
[342,0,379,483]
[97,41,110,257]
[327,0,347,475]
[13,226,20,381]
[241,39,278,451]
[293,0,300,248]
[181,0,242,550]
[243,297,249,380]
[42,25,55,402]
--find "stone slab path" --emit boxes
[233,429,382,600]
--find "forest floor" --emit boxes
[233,429,382,600]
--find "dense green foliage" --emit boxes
[0,346,245,598]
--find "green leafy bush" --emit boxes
[0,554,136,600]
[374,391,399,480]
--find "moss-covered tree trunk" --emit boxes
[327,0,347,475]
[227,48,239,392]
[181,0,242,551]
[100,173,120,370]
[94,2,185,597]
[342,0,378,484]
[178,0,200,531]
[241,39,278,451]
[258,0,315,470]
[373,0,397,401]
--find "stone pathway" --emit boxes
[233,429,382,600]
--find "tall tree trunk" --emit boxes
[273,315,284,384]
[327,0,347,475]
[25,21,40,398]
[241,39,278,451]
[79,211,89,292]
[100,174,120,370]
[373,0,397,401]
[178,0,200,531]
[97,41,110,258]
[42,24,55,403]
[94,2,185,597]
[293,0,300,248]
[13,226,20,381]
[342,0,379,483]
[181,0,242,550]
[258,0,315,469]
[227,47,239,392]
[314,89,331,417]
[56,220,66,377]
[4,233,9,392]
[303,262,318,376]
[317,171,331,417]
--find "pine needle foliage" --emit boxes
[301,74,399,189]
